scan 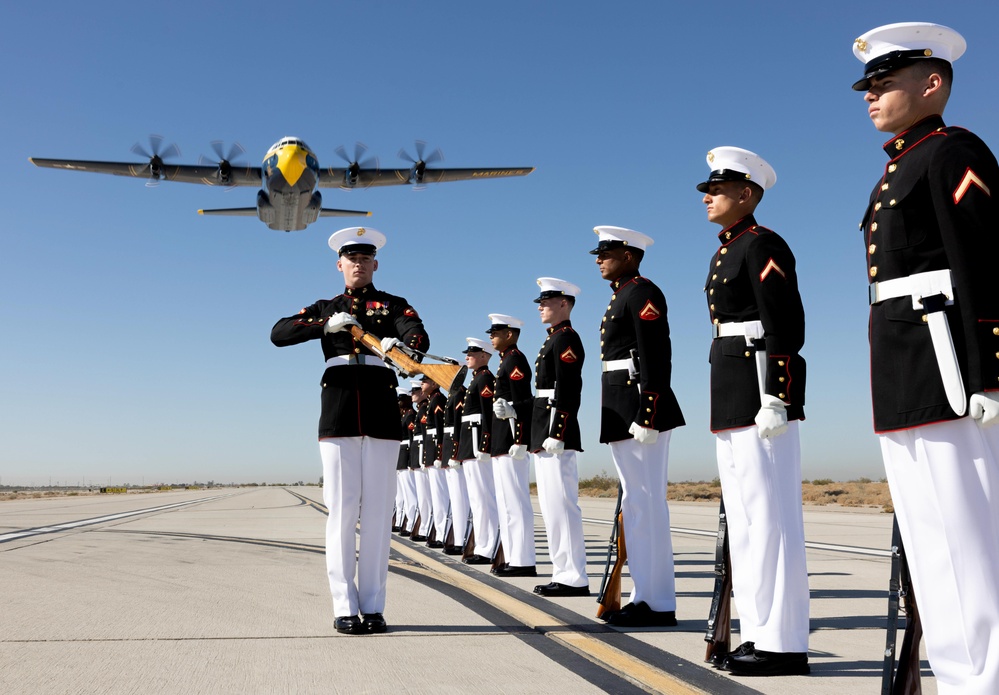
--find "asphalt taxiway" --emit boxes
[0,487,932,694]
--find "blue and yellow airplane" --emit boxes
[30,136,533,232]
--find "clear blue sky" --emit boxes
[3,1,998,486]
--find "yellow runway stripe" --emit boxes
[390,539,706,695]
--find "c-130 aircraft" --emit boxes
[31,135,533,232]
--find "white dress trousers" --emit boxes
[462,456,500,557]
[394,467,406,526]
[414,467,433,537]
[399,468,418,533]
[715,421,809,653]
[881,417,999,695]
[492,454,537,567]
[608,432,676,612]
[427,466,451,541]
[445,465,471,547]
[319,436,397,618]
[534,450,588,587]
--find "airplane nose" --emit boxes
[276,145,309,186]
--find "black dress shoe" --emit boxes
[495,564,537,577]
[398,529,412,537]
[726,649,809,676]
[716,641,754,670]
[391,525,402,533]
[533,582,590,597]
[605,601,677,627]
[427,540,445,549]
[410,534,428,542]
[362,613,387,634]
[463,554,493,565]
[443,545,463,555]
[334,615,362,635]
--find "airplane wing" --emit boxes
[30,158,262,187]
[318,166,534,189]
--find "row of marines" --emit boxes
[271,21,999,693]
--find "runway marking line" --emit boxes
[390,539,706,695]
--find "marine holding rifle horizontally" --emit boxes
[270,227,429,636]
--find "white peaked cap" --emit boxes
[590,225,654,254]
[535,277,581,302]
[486,314,525,331]
[463,337,493,354]
[851,22,966,90]
[328,227,386,255]
[697,146,777,192]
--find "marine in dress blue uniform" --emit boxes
[529,278,590,597]
[488,314,537,576]
[270,227,428,635]
[852,23,999,694]
[698,147,810,676]
[591,225,685,627]
[442,380,471,555]
[420,377,451,548]
[458,338,500,565]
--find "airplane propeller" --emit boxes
[130,134,181,187]
[334,142,379,189]
[198,140,247,189]
[398,140,443,188]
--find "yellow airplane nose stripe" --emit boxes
[276,145,308,186]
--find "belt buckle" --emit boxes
[710,324,721,339]
[868,282,879,305]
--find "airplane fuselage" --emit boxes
[258,137,323,231]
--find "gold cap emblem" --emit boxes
[707,151,715,163]
[356,228,366,236]
[855,38,868,53]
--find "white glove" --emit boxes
[970,392,999,428]
[509,444,528,459]
[324,312,359,334]
[475,450,491,463]
[755,395,789,439]
[380,337,401,355]
[542,437,565,456]
[432,459,443,469]
[447,459,461,468]
[628,422,659,445]
[492,398,516,419]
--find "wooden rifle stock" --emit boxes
[704,497,733,662]
[347,326,465,392]
[882,516,923,695]
[596,484,627,619]
[491,541,506,572]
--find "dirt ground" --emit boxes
[2,478,895,512]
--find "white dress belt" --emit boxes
[868,269,954,309]
[325,354,386,368]
[711,320,764,340]
[411,434,423,441]
[537,389,555,398]
[601,358,633,372]
[461,413,482,423]
[443,426,454,435]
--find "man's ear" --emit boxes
[923,73,943,97]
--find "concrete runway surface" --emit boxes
[0,486,933,695]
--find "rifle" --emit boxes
[596,483,626,619]
[704,497,733,663]
[491,541,506,572]
[462,523,476,561]
[882,516,923,695]
[347,325,467,393]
